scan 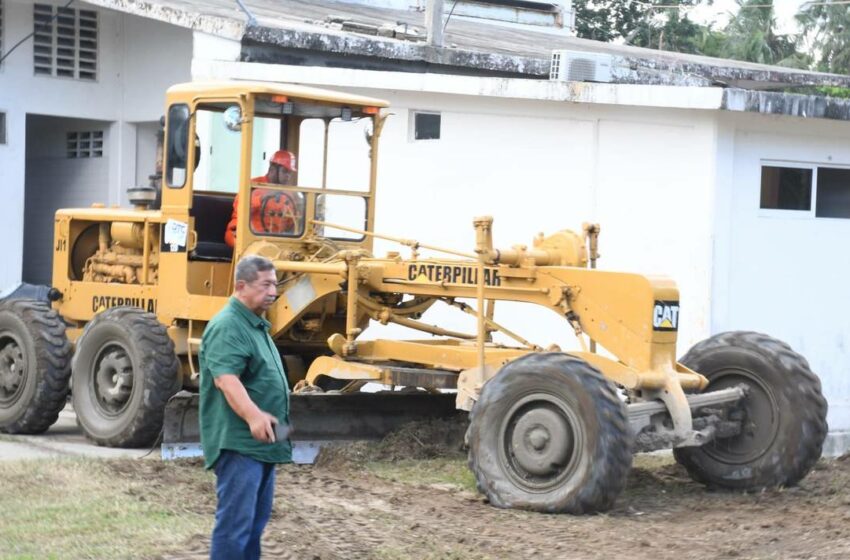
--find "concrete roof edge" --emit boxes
[192,59,726,110]
[722,89,850,121]
[242,24,850,89]
[242,25,544,76]
[81,0,245,40]
[81,0,850,90]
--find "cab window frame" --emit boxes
[165,103,190,189]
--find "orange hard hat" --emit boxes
[270,150,297,172]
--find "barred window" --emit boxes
[67,131,103,158]
[33,3,97,80]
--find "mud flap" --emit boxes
[162,390,463,463]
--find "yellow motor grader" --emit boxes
[0,82,828,513]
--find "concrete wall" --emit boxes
[712,112,850,441]
[23,115,112,284]
[0,0,191,294]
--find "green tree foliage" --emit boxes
[721,0,803,66]
[797,2,850,74]
[572,0,706,45]
[572,0,646,43]
[573,0,807,68]
[631,9,722,55]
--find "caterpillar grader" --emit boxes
[0,81,828,513]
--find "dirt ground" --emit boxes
[111,418,850,560]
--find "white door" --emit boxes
[719,127,850,435]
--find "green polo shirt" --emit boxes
[199,297,292,469]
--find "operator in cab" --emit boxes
[224,150,301,247]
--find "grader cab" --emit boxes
[0,81,828,513]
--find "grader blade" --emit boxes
[162,390,462,463]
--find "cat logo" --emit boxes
[652,301,680,332]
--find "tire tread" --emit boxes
[0,299,72,434]
[467,352,632,513]
[674,331,827,489]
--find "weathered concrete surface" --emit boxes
[723,89,850,120]
[0,405,159,461]
[83,0,850,90]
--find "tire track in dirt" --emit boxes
[162,456,850,560]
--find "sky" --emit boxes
[688,0,809,32]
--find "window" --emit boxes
[297,118,325,187]
[192,103,243,193]
[33,3,97,80]
[412,111,441,140]
[760,166,812,211]
[760,163,850,220]
[66,131,103,158]
[315,193,367,241]
[815,167,850,219]
[0,113,5,145]
[166,104,190,188]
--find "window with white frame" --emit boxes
[33,3,97,80]
[410,111,441,141]
[760,163,850,219]
[67,131,103,158]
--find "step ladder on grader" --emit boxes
[0,81,827,513]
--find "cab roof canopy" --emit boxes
[166,80,390,109]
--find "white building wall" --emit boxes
[0,0,191,293]
[712,112,850,439]
[23,115,112,284]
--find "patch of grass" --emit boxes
[0,458,213,560]
[365,457,477,493]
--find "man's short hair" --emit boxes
[235,254,275,284]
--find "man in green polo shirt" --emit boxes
[199,254,291,560]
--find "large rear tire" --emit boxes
[72,307,180,447]
[674,331,828,490]
[467,353,632,513]
[0,299,71,434]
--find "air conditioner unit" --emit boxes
[550,50,614,83]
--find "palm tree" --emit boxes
[722,0,801,66]
[797,1,850,74]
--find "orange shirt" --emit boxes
[224,179,298,247]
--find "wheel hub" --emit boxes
[94,345,133,413]
[499,393,584,492]
[0,336,25,401]
[704,369,779,464]
[511,408,573,477]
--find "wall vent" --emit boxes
[33,3,97,80]
[67,130,104,158]
[550,50,614,83]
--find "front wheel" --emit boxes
[0,299,71,434]
[674,331,828,490]
[72,307,180,447]
[467,353,632,514]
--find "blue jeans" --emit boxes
[210,450,276,560]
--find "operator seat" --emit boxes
[191,193,234,261]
